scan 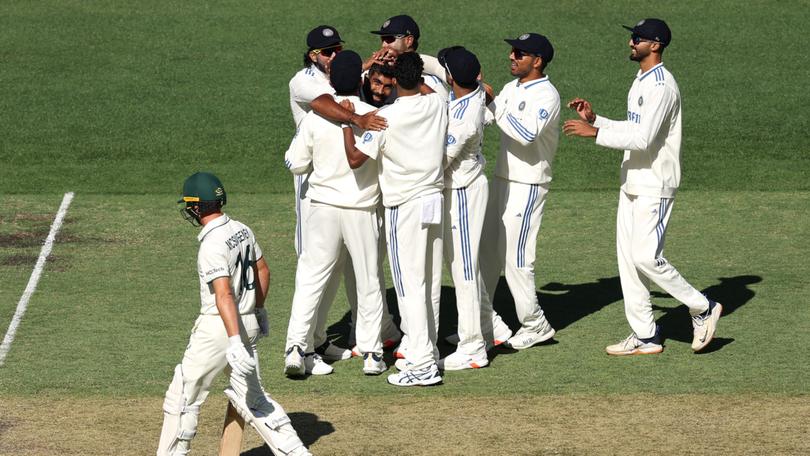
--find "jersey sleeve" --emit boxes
[595,84,677,151]
[284,116,314,175]
[420,54,448,84]
[495,90,557,146]
[445,121,476,168]
[198,242,230,285]
[290,74,333,104]
[355,128,384,160]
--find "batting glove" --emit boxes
[225,336,256,377]
[255,307,269,338]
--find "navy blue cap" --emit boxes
[504,33,554,63]
[370,15,420,38]
[623,18,671,46]
[437,45,465,67]
[307,25,343,50]
[330,50,362,93]
[443,48,480,85]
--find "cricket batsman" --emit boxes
[157,172,311,455]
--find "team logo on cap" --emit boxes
[446,135,456,145]
[637,19,645,26]
[363,132,373,143]
[638,96,644,106]
[215,187,224,197]
[323,28,334,37]
[518,101,526,111]
[519,33,530,40]
[382,20,391,28]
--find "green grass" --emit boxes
[1,1,808,195]
[1,191,806,398]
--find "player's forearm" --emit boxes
[254,257,270,308]
[215,292,241,337]
[342,126,370,169]
[311,94,357,125]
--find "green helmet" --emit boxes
[178,172,226,225]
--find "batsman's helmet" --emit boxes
[178,172,226,226]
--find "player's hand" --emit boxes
[255,307,269,338]
[563,119,598,138]
[567,98,596,123]
[226,336,256,376]
[339,98,355,113]
[363,49,387,71]
[354,110,387,131]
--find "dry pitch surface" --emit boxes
[1,394,808,455]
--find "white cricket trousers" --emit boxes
[444,174,488,356]
[480,177,550,333]
[386,196,442,370]
[617,191,710,338]
[286,202,384,355]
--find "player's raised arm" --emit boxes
[311,94,387,131]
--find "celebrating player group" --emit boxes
[158,14,724,455]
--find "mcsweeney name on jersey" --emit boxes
[225,228,250,249]
[627,111,641,124]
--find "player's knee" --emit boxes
[634,256,668,273]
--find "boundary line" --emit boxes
[0,192,74,366]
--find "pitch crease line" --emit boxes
[0,192,74,366]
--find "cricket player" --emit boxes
[284,50,387,376]
[366,14,449,100]
[437,47,491,370]
[563,18,722,355]
[343,52,447,387]
[288,25,398,364]
[360,63,395,108]
[157,172,310,456]
[479,33,560,350]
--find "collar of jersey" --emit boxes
[637,63,664,81]
[517,76,549,89]
[198,214,230,242]
[449,83,482,105]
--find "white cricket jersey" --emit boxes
[288,65,334,127]
[594,63,682,198]
[444,85,486,189]
[197,215,263,316]
[284,95,380,208]
[356,92,447,207]
[488,76,560,185]
[421,54,450,100]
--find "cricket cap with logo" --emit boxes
[370,15,420,38]
[623,18,671,47]
[443,47,480,86]
[330,50,363,93]
[504,32,554,63]
[306,25,343,50]
[179,172,227,206]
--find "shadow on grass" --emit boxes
[325,274,760,355]
[655,274,761,349]
[241,411,333,455]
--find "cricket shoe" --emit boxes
[362,353,387,375]
[446,324,513,349]
[505,322,555,350]
[394,358,413,371]
[304,353,334,375]
[315,341,352,362]
[692,299,723,352]
[605,328,663,356]
[387,363,442,387]
[284,345,305,377]
[438,350,489,371]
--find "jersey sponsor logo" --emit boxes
[204,266,225,276]
[627,111,641,124]
[362,132,373,143]
[538,108,549,120]
[518,101,526,111]
[225,228,250,249]
[638,96,644,106]
[446,134,456,145]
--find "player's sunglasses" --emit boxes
[312,45,342,57]
[381,34,406,44]
[631,34,658,45]
[511,48,537,59]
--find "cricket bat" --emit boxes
[218,402,245,456]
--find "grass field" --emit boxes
[1,1,809,455]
